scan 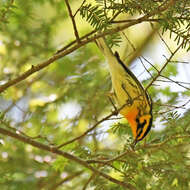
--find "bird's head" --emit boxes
[125,106,152,144]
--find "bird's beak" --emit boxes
[133,139,138,146]
[130,139,138,150]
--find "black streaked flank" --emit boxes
[114,51,153,142]
[115,51,152,114]
[114,51,144,91]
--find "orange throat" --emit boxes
[124,107,139,139]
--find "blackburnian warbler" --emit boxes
[96,37,153,144]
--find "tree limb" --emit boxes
[0,0,176,94]
[0,126,136,190]
[49,171,83,190]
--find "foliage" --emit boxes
[81,0,190,50]
[0,0,190,190]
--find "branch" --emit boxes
[141,55,190,91]
[49,171,83,190]
[111,16,190,24]
[57,103,125,148]
[159,75,190,91]
[87,132,190,165]
[155,99,190,110]
[82,169,99,190]
[65,0,80,43]
[0,127,135,190]
[0,0,175,94]
[86,149,137,165]
[144,134,190,148]
[145,42,183,91]
[111,18,161,24]
[74,0,86,17]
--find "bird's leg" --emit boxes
[106,91,118,113]
[121,83,133,106]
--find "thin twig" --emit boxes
[159,75,190,90]
[82,173,97,190]
[0,119,31,139]
[55,30,96,54]
[122,32,136,51]
[111,16,190,24]
[158,31,173,53]
[144,134,190,148]
[111,18,162,24]
[141,56,159,72]
[49,171,83,190]
[155,99,190,109]
[145,42,183,91]
[87,147,139,166]
[156,79,190,85]
[155,99,190,114]
[74,0,86,17]
[57,104,125,148]
[139,57,154,78]
[65,0,80,43]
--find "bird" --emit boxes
[95,37,153,144]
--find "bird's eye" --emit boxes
[136,118,139,123]
[136,117,146,126]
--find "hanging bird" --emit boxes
[95,37,153,144]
